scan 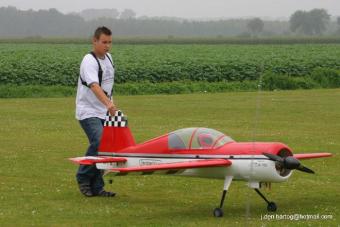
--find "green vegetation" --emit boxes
[0,75,338,98]
[0,89,339,226]
[0,81,259,98]
[0,43,339,98]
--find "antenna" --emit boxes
[245,62,265,221]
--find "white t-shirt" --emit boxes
[75,53,115,120]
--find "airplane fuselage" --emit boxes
[97,152,292,184]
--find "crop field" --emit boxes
[0,89,339,226]
[0,43,339,86]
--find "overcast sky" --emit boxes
[0,0,339,19]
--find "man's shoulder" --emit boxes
[81,53,98,66]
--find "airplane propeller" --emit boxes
[262,152,315,174]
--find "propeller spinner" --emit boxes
[263,152,315,174]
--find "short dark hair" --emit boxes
[94,26,112,39]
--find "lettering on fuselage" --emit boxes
[139,159,161,166]
[252,160,269,168]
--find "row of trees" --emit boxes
[290,9,331,35]
[0,6,338,37]
[76,8,338,36]
[246,9,335,36]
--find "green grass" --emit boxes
[0,89,339,226]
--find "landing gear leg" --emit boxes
[254,189,277,212]
[213,176,233,217]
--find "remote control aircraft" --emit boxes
[70,110,332,217]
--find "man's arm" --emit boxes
[90,83,116,115]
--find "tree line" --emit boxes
[0,6,338,38]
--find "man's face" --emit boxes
[93,34,112,56]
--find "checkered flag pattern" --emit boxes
[104,110,128,127]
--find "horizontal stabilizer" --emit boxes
[69,156,127,165]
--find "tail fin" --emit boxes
[98,110,135,152]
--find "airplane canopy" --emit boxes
[168,127,234,150]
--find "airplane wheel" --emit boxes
[267,202,277,212]
[213,208,223,217]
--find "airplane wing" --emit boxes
[69,156,127,165]
[107,159,232,173]
[293,152,332,160]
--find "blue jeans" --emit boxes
[76,117,105,194]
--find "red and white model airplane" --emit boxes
[70,110,332,217]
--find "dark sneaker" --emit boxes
[97,190,116,197]
[78,183,94,197]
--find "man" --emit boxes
[75,26,116,197]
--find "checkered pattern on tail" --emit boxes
[104,110,128,127]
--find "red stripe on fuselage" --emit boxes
[99,141,291,156]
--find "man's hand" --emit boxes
[90,83,117,115]
[106,102,117,116]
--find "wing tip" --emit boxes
[294,152,333,160]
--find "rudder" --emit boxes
[98,110,135,152]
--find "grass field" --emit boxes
[0,89,339,226]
